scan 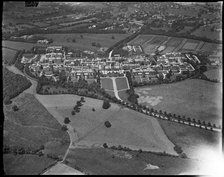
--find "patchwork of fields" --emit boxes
[128,34,221,55]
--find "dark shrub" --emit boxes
[103,143,108,148]
[104,121,111,128]
[64,117,71,124]
[174,145,183,154]
[102,100,111,109]
[12,105,19,111]
[61,125,68,131]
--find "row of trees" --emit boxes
[14,50,25,72]
[3,144,44,156]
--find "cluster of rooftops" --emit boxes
[21,46,197,81]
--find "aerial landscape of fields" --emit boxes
[3,1,222,176]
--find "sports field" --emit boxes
[135,79,222,126]
[115,77,129,91]
[101,77,113,91]
[36,94,177,155]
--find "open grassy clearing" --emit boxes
[3,154,55,175]
[158,119,221,160]
[3,93,70,175]
[135,79,222,125]
[39,33,130,51]
[66,147,200,175]
[35,94,177,155]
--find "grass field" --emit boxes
[128,35,155,45]
[66,147,201,175]
[3,93,70,175]
[199,43,220,54]
[2,40,37,51]
[115,77,129,91]
[35,94,177,155]
[204,69,222,81]
[2,47,18,64]
[40,33,130,51]
[3,154,55,175]
[101,77,114,90]
[191,26,221,41]
[141,35,168,54]
[135,79,222,126]
[181,39,200,50]
[158,119,221,160]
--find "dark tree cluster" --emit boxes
[3,67,32,104]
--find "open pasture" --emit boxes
[204,69,222,81]
[191,25,221,41]
[165,37,183,47]
[66,147,198,175]
[3,93,69,175]
[4,154,55,175]
[135,79,222,126]
[40,33,130,51]
[199,43,220,54]
[35,94,177,155]
[2,40,37,51]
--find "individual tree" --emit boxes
[4,96,12,105]
[92,108,95,112]
[71,110,75,115]
[72,39,76,43]
[104,120,111,128]
[103,143,108,148]
[12,105,19,111]
[61,125,68,131]
[102,100,111,109]
[64,117,71,124]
